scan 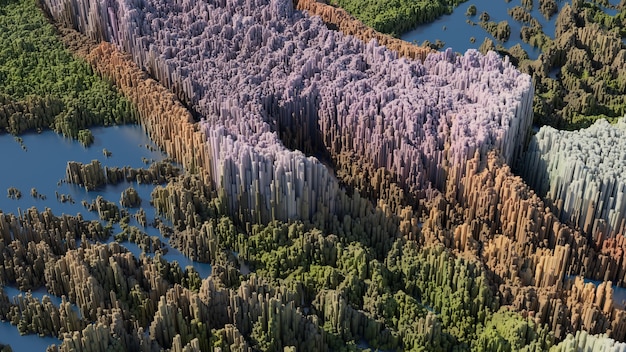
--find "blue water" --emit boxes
[0,125,212,350]
[565,276,626,309]
[401,0,623,60]
[0,125,164,216]
[0,320,60,351]
[0,287,63,350]
[0,125,211,276]
[599,0,621,16]
[357,339,394,352]
[2,286,78,311]
[0,286,79,348]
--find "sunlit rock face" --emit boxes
[43,0,533,223]
[553,330,626,352]
[522,118,626,239]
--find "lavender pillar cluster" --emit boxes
[42,0,534,222]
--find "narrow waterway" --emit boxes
[0,125,212,350]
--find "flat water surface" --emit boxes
[0,125,211,350]
[401,0,572,59]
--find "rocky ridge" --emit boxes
[0,0,621,349]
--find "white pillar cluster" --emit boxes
[522,118,626,238]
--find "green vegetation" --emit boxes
[114,215,164,253]
[328,0,467,37]
[474,309,551,351]
[326,0,625,131]
[155,175,555,351]
[3,0,624,348]
[465,4,476,16]
[477,0,626,130]
[6,187,21,199]
[0,0,137,139]
[77,128,93,146]
[580,1,626,40]
[480,20,511,42]
[421,39,447,50]
[191,216,554,350]
[536,2,625,129]
[508,6,532,23]
[329,0,625,130]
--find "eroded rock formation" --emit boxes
[0,207,109,290]
[293,0,433,60]
[24,0,626,348]
[553,330,626,352]
[66,154,181,192]
[517,1,626,128]
[120,187,141,208]
[522,118,626,240]
[42,0,533,227]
